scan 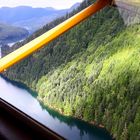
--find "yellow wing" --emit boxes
[0,0,111,73]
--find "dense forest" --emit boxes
[3,0,140,140]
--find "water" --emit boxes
[7,39,24,47]
[0,39,24,59]
[0,76,113,140]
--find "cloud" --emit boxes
[0,0,84,9]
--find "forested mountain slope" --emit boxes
[3,0,140,140]
[0,23,28,43]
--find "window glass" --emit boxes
[0,0,140,140]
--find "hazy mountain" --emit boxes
[0,3,80,33]
[0,23,28,44]
[68,2,81,12]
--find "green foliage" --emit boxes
[4,1,140,140]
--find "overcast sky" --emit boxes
[0,0,84,9]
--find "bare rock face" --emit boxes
[115,0,140,25]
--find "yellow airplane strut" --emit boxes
[0,0,112,73]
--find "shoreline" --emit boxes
[38,98,114,139]
[1,75,114,139]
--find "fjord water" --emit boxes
[0,76,112,140]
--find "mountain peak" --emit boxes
[70,2,80,10]
[45,7,56,11]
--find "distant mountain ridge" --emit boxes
[0,3,80,33]
[0,23,28,44]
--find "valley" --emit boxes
[0,3,80,33]
[1,0,140,140]
[0,23,28,44]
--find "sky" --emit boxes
[0,0,84,9]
